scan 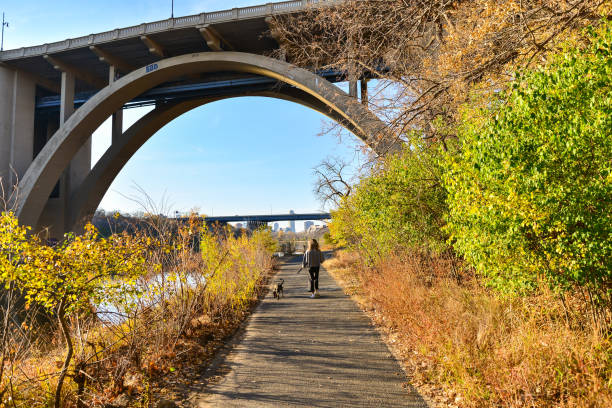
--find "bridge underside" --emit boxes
[1,0,365,114]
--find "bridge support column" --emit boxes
[64,72,92,235]
[112,107,123,143]
[36,71,92,239]
[109,66,123,143]
[361,79,368,105]
[0,65,36,194]
[35,114,63,239]
[348,80,358,98]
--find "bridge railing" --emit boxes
[0,0,342,61]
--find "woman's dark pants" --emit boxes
[309,266,320,292]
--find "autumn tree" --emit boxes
[11,223,147,408]
[444,21,612,321]
[272,0,609,144]
[329,133,448,260]
[0,212,31,402]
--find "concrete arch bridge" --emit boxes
[0,0,392,239]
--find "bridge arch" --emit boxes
[16,52,389,230]
[67,87,362,232]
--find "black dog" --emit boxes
[272,279,284,300]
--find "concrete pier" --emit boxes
[0,65,36,188]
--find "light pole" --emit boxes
[1,13,8,52]
[171,0,174,18]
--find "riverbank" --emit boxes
[0,215,278,407]
[144,256,288,406]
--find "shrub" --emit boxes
[0,214,148,407]
[330,135,449,261]
[202,226,275,309]
[0,212,276,406]
[444,22,612,306]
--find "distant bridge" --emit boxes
[197,213,331,230]
[203,213,330,223]
[182,212,330,231]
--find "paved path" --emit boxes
[190,254,427,407]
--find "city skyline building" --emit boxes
[289,210,296,233]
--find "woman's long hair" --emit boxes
[308,239,319,251]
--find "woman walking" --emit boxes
[302,239,325,298]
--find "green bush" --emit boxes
[330,135,449,260]
[444,21,612,299]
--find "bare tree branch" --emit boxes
[313,157,355,207]
[271,0,607,148]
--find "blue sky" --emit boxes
[2,1,365,226]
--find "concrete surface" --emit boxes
[0,65,36,185]
[190,255,428,407]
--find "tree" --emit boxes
[312,157,354,207]
[0,212,31,402]
[13,223,147,408]
[330,134,449,260]
[443,21,612,317]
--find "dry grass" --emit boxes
[325,250,612,408]
[0,219,276,407]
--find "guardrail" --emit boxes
[0,0,341,61]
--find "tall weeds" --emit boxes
[0,212,275,407]
[326,251,611,407]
